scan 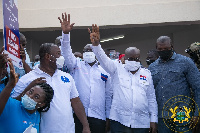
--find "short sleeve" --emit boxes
[70,77,79,99]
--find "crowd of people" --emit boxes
[0,12,200,133]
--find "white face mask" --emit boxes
[50,55,65,68]
[56,56,65,68]
[21,94,37,110]
[83,52,96,63]
[124,60,141,71]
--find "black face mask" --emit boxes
[146,59,155,65]
[158,49,173,61]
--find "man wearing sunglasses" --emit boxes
[88,24,158,133]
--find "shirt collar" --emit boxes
[34,65,58,76]
[84,60,99,67]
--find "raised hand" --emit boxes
[7,58,18,88]
[30,77,46,85]
[88,24,100,46]
[58,13,75,34]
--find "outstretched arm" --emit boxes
[88,24,117,75]
[147,74,158,133]
[58,13,77,70]
[0,58,18,115]
[71,97,91,133]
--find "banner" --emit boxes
[3,0,22,69]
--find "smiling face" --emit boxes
[48,45,61,70]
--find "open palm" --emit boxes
[58,13,75,34]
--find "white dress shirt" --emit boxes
[61,33,112,120]
[91,44,158,128]
[11,65,79,133]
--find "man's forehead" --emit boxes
[84,44,92,49]
[50,45,60,52]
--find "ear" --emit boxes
[37,103,45,109]
[45,53,50,60]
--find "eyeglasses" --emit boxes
[127,57,140,61]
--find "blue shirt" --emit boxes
[149,52,200,118]
[0,84,5,93]
[0,98,40,133]
[0,83,14,96]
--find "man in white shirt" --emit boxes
[58,13,112,133]
[88,24,158,133]
[11,43,90,133]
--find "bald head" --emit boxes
[156,36,173,48]
[124,47,141,62]
[125,47,140,59]
[83,44,93,52]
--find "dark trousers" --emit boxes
[110,120,149,133]
[73,114,106,133]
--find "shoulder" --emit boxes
[140,67,151,75]
[16,71,36,85]
[148,59,159,70]
[98,65,110,75]
[6,98,20,108]
[175,54,195,65]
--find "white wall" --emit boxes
[0,0,200,30]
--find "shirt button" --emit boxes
[163,96,165,98]
[161,87,163,88]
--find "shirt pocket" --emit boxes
[93,72,107,84]
[168,68,182,81]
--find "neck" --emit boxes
[39,63,55,77]
[88,61,96,67]
[26,109,37,114]
[130,68,140,75]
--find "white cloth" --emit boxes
[24,48,31,64]
[61,33,112,120]
[11,65,79,133]
[91,44,158,128]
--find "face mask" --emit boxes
[158,49,173,61]
[21,94,37,110]
[146,59,155,65]
[34,61,40,66]
[50,55,65,68]
[77,57,82,61]
[124,60,141,71]
[83,52,96,63]
[56,56,65,68]
[1,76,7,82]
